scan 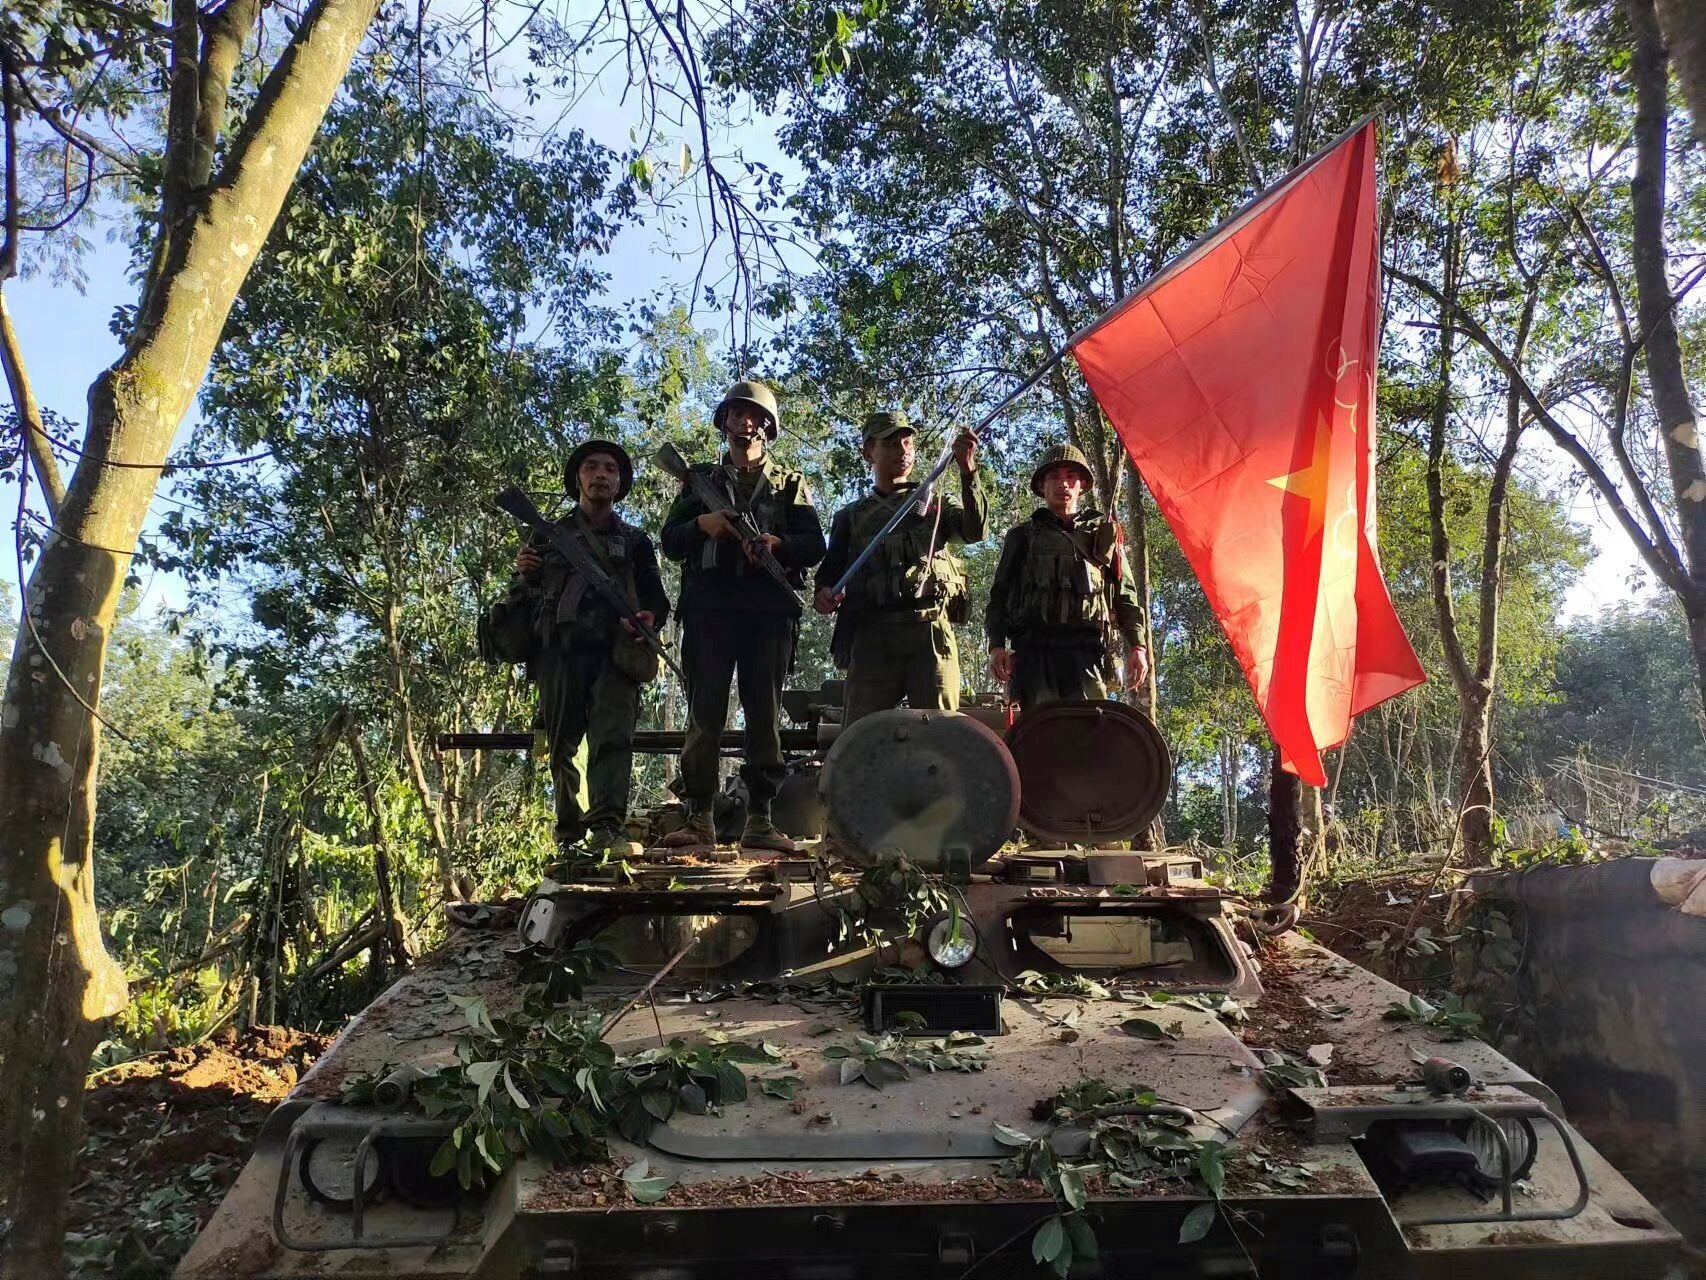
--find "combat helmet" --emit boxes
[564,438,634,502]
[714,380,781,440]
[1030,442,1094,497]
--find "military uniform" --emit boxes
[660,384,825,848]
[490,441,669,850]
[987,446,1144,709]
[817,413,988,726]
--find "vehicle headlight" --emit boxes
[1460,1116,1538,1182]
[299,1136,384,1208]
[926,915,977,968]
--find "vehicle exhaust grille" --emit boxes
[863,985,1004,1036]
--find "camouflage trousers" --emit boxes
[680,610,794,814]
[535,635,640,846]
[843,615,960,727]
[1010,634,1109,710]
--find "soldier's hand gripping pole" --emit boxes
[493,485,687,684]
[654,442,807,610]
[829,344,1071,597]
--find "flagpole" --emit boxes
[1067,112,1381,349]
[829,112,1379,599]
[827,342,1070,596]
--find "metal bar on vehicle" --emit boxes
[1295,1089,1591,1227]
[436,729,823,754]
[600,935,702,1037]
[271,1120,461,1253]
[1401,1107,1592,1228]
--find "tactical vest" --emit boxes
[846,489,967,619]
[693,462,810,590]
[1015,514,1117,630]
[542,516,643,636]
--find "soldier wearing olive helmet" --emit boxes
[987,443,1149,708]
[488,440,670,859]
[659,381,826,855]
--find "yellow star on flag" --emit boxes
[1266,412,1335,542]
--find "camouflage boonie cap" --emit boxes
[1030,443,1094,497]
[862,410,913,442]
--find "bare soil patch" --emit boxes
[64,1026,329,1279]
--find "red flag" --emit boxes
[1070,120,1424,785]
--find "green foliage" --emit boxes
[1514,600,1706,784]
[997,1076,1234,1273]
[1382,991,1484,1036]
[821,1035,911,1089]
[830,852,953,946]
[345,983,779,1192]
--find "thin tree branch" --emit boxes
[0,293,67,518]
[1389,262,1695,601]
[1195,0,1262,187]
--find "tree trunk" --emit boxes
[1455,688,1496,866]
[1627,0,1706,707]
[0,0,383,1267]
[1654,0,1706,142]
[0,293,66,517]
[378,598,454,896]
[344,721,413,972]
[1122,459,1165,849]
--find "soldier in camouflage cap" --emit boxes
[814,411,987,726]
[659,380,825,855]
[986,443,1149,708]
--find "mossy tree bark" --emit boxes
[0,0,382,1267]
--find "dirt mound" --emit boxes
[1302,869,1457,987]
[65,1026,331,1278]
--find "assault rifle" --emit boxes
[653,442,805,609]
[493,485,686,684]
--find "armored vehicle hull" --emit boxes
[181,707,1681,1278]
[178,900,1680,1279]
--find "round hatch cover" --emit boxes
[1006,701,1172,843]
[820,709,1020,870]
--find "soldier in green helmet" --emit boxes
[987,443,1149,708]
[814,411,986,725]
[659,381,825,855]
[489,440,671,859]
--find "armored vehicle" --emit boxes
[180,700,1681,1279]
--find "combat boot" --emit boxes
[661,808,715,850]
[586,827,643,860]
[740,812,800,855]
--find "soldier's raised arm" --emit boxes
[939,429,988,545]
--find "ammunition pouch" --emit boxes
[480,594,537,666]
[610,626,661,684]
[1018,522,1112,630]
